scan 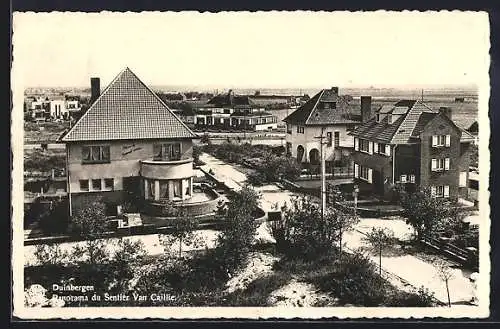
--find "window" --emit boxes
[354,163,372,183]
[92,179,101,191]
[359,139,371,153]
[334,132,340,147]
[400,175,407,183]
[360,166,370,181]
[296,126,305,134]
[184,179,191,196]
[431,158,450,171]
[173,180,182,198]
[145,179,155,200]
[82,145,110,164]
[79,179,89,191]
[104,178,114,191]
[409,174,416,183]
[327,132,333,147]
[432,135,451,147]
[431,185,450,198]
[459,172,467,187]
[153,143,182,161]
[159,181,169,199]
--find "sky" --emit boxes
[12,11,490,89]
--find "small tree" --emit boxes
[435,259,454,307]
[34,243,68,266]
[362,227,396,277]
[107,238,147,293]
[69,196,108,265]
[277,195,345,260]
[399,187,449,240]
[216,186,260,272]
[200,133,211,145]
[160,209,201,258]
[333,210,359,259]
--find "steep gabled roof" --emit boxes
[349,100,439,144]
[349,115,405,144]
[283,88,358,125]
[207,91,255,107]
[60,67,196,142]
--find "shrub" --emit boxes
[309,252,388,306]
[247,171,267,186]
[274,195,355,260]
[216,187,260,273]
[38,199,69,235]
[385,286,436,307]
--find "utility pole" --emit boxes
[314,127,327,219]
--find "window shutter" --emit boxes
[444,186,450,198]
[368,168,373,184]
[368,141,373,155]
[354,137,359,151]
[385,145,391,156]
[431,159,437,171]
[373,142,379,153]
[444,158,450,170]
[432,135,438,147]
[445,135,451,147]
[430,186,436,197]
[354,163,359,178]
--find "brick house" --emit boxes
[282,87,364,168]
[348,100,475,200]
[59,67,198,217]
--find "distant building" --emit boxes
[195,90,279,131]
[282,87,362,167]
[349,100,475,200]
[49,98,68,119]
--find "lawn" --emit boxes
[24,121,70,144]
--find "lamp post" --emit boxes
[352,184,359,216]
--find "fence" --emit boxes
[420,235,478,270]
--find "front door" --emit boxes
[122,176,142,212]
[372,169,384,196]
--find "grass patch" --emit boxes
[224,272,292,306]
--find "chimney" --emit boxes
[331,86,339,94]
[439,107,452,120]
[228,89,234,105]
[361,96,372,122]
[90,77,100,104]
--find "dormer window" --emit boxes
[376,114,381,122]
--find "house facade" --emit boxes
[282,87,363,167]
[60,67,198,217]
[349,100,475,200]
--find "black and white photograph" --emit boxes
[11,10,491,319]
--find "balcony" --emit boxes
[140,158,194,180]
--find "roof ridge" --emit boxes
[61,67,196,142]
[126,68,197,138]
[59,67,130,142]
[305,89,325,125]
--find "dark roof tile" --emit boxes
[283,89,359,125]
[61,67,196,142]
